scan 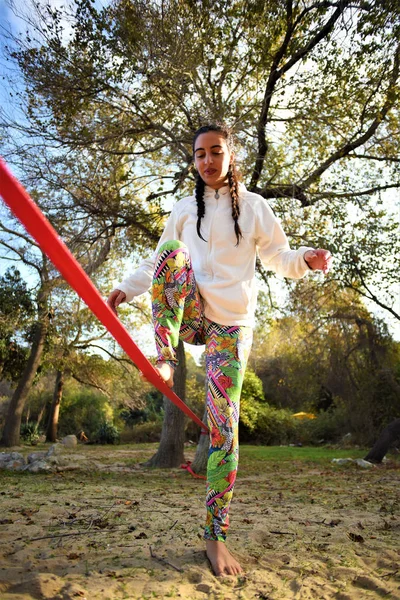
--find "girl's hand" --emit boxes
[304,249,333,274]
[107,289,126,314]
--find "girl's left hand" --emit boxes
[304,249,333,274]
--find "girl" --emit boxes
[107,124,332,577]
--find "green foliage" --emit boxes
[239,368,265,431]
[120,421,163,443]
[0,268,35,382]
[298,407,350,446]
[20,421,41,445]
[96,421,120,445]
[240,404,300,445]
[2,0,399,326]
[252,281,400,444]
[59,388,113,440]
[120,408,149,426]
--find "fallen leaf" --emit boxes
[21,509,39,517]
[93,519,109,529]
[328,519,341,527]
[348,532,364,543]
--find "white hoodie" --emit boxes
[116,183,313,327]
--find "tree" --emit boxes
[0,200,115,446]
[0,267,35,382]
[1,0,399,322]
[145,340,187,468]
[251,278,400,443]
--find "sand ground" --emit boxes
[0,444,399,600]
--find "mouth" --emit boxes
[204,169,218,176]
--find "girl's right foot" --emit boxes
[206,540,243,577]
[155,361,174,388]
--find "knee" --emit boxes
[158,240,188,254]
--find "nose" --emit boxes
[204,152,213,165]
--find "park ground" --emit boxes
[0,444,399,600]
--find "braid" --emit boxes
[195,173,207,242]
[228,164,243,246]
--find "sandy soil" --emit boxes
[0,444,399,600]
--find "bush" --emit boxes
[59,389,114,439]
[96,421,120,444]
[241,403,300,445]
[298,406,350,445]
[120,421,162,443]
[20,421,41,445]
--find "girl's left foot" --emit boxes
[206,540,242,577]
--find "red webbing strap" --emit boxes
[0,158,208,433]
[180,461,207,480]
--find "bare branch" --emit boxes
[300,42,400,189]
[250,0,350,187]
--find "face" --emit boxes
[194,131,233,190]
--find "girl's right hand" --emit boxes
[107,289,126,314]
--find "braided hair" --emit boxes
[193,124,243,246]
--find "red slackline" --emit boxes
[180,461,207,480]
[0,158,208,434]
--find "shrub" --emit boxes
[239,368,265,431]
[297,406,350,445]
[20,421,41,445]
[96,421,120,444]
[241,403,300,445]
[120,421,163,443]
[59,389,114,439]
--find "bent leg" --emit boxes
[204,320,253,543]
[152,241,204,367]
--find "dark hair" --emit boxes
[193,124,243,246]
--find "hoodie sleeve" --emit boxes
[115,203,182,302]
[254,196,313,279]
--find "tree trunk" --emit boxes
[145,341,187,468]
[0,286,49,447]
[46,370,64,443]
[364,418,400,464]
[190,408,209,475]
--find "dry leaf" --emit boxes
[348,532,364,543]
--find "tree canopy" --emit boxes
[1,0,399,323]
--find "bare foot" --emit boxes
[206,540,243,577]
[155,361,174,388]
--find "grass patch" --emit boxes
[240,444,369,463]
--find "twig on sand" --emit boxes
[381,570,399,579]
[149,545,183,572]
[19,525,131,543]
[269,530,296,535]
[27,531,98,541]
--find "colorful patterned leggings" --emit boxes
[152,240,253,542]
